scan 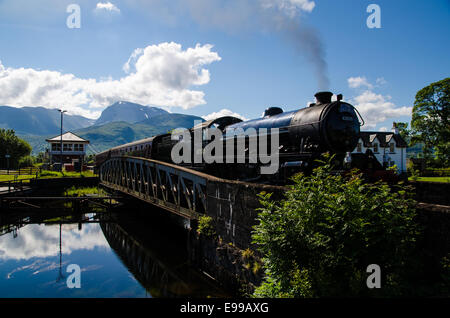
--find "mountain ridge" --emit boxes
[19,113,204,155]
[0,105,94,135]
[94,101,169,126]
[1,101,203,155]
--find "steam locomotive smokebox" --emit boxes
[314,91,333,104]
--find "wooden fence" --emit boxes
[0,167,40,176]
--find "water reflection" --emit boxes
[0,210,226,298]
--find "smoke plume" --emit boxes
[130,0,329,90]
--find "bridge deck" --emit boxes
[99,156,284,220]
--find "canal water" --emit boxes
[0,208,227,298]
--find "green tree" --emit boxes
[411,78,450,166]
[0,129,32,169]
[35,152,46,164]
[86,154,96,165]
[18,155,36,168]
[252,156,420,297]
[394,122,411,146]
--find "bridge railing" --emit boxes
[99,157,208,219]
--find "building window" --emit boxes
[51,143,61,151]
[389,143,395,153]
[357,143,362,152]
[74,144,84,152]
[63,144,73,151]
[373,143,379,153]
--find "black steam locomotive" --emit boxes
[95,91,381,182]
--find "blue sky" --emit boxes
[0,0,448,131]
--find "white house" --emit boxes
[352,123,408,173]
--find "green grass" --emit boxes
[0,174,35,182]
[64,186,105,197]
[39,170,96,179]
[0,170,96,182]
[409,176,450,183]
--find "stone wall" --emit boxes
[190,180,285,294]
[191,179,450,295]
[204,180,285,249]
[189,235,263,295]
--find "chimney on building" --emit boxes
[392,122,399,134]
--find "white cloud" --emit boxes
[202,109,247,121]
[0,42,221,118]
[347,76,412,129]
[95,2,120,13]
[348,76,373,89]
[348,76,388,90]
[0,223,109,261]
[123,48,144,74]
[260,0,316,16]
[376,77,387,86]
[350,90,412,129]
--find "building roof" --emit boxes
[46,131,89,143]
[359,131,407,148]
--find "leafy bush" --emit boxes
[37,170,96,179]
[18,155,36,168]
[197,215,216,238]
[0,129,32,169]
[39,170,62,178]
[65,186,102,197]
[423,168,450,177]
[252,156,420,297]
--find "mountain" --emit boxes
[137,113,204,130]
[21,112,204,155]
[2,101,203,155]
[0,106,94,135]
[406,143,423,159]
[94,101,169,125]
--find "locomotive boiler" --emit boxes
[209,91,363,180]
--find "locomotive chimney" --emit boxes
[314,91,333,105]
